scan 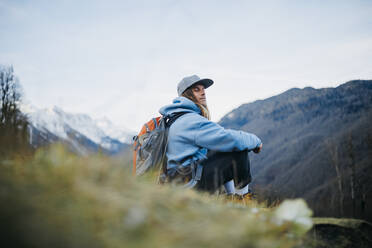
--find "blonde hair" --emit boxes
[181,87,211,120]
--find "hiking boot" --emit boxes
[235,191,256,205]
[221,190,256,205]
[240,192,253,200]
[222,193,250,204]
[239,192,253,203]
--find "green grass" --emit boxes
[0,145,313,248]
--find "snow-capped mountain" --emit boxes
[21,104,135,155]
[94,116,134,144]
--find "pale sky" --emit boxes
[1,0,372,131]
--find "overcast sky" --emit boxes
[1,0,371,131]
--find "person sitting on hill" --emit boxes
[159,75,262,199]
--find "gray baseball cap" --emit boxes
[177,75,214,96]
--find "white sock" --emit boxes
[235,184,249,196]
[224,180,235,195]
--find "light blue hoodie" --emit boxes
[159,97,262,170]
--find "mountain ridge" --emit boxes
[218,79,372,221]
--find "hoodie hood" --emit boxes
[159,96,201,116]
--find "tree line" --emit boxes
[326,132,372,221]
[0,65,30,157]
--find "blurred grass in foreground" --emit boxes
[0,145,313,248]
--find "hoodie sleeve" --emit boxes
[194,117,262,152]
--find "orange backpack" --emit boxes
[132,113,187,179]
[132,117,161,176]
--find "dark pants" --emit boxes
[196,150,251,193]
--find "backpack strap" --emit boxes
[182,162,203,189]
[159,112,188,181]
[152,118,158,128]
[165,112,188,127]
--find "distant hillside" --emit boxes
[219,80,372,221]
